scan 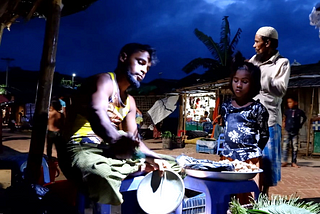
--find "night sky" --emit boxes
[1,0,320,83]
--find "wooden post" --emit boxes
[178,94,184,133]
[306,88,315,156]
[183,94,187,136]
[0,110,2,153]
[25,0,63,183]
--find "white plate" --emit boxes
[137,170,185,214]
[185,168,263,181]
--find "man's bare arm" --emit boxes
[88,74,121,144]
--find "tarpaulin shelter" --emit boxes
[0,0,97,184]
[147,95,180,125]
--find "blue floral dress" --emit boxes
[220,99,269,161]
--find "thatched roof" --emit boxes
[0,0,98,42]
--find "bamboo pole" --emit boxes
[0,111,2,153]
[25,0,63,184]
[183,94,187,137]
[306,88,315,156]
[178,94,183,133]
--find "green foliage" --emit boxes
[0,84,6,94]
[60,78,73,87]
[161,131,176,140]
[229,194,320,214]
[182,16,242,78]
[229,197,248,214]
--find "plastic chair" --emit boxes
[216,133,224,155]
[20,157,51,184]
[176,176,260,214]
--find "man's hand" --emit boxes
[109,134,140,159]
[143,157,171,176]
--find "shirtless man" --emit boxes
[59,43,175,205]
[47,99,64,159]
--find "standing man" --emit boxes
[249,26,291,195]
[59,43,175,206]
[59,95,67,118]
[47,99,64,159]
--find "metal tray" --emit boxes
[185,169,263,181]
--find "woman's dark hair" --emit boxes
[229,51,261,98]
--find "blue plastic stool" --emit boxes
[19,157,51,184]
[176,176,260,214]
[216,133,225,155]
[77,176,145,214]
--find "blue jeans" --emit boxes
[282,131,299,164]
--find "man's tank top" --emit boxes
[70,72,130,144]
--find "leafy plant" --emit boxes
[161,131,176,140]
[229,194,320,214]
[182,16,242,81]
[0,84,7,94]
[161,131,172,139]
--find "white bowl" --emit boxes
[137,170,185,214]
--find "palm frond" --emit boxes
[252,194,320,214]
[229,194,320,214]
[220,16,231,66]
[229,28,242,55]
[194,28,223,64]
[182,57,220,74]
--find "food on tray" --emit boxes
[219,159,260,172]
[176,154,260,172]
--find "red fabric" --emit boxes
[153,125,161,139]
[211,97,220,138]
[0,95,8,104]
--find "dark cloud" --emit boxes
[0,0,319,84]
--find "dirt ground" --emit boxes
[144,138,221,161]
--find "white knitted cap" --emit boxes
[256,26,278,40]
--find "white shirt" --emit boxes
[249,51,291,127]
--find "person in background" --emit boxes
[47,99,65,159]
[59,95,67,118]
[199,111,211,123]
[281,96,307,168]
[249,26,290,195]
[195,98,201,109]
[59,43,178,206]
[212,115,223,140]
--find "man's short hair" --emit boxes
[51,99,62,111]
[118,43,158,66]
[287,95,298,103]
